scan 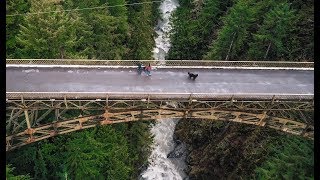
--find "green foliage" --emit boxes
[127,121,153,173]
[286,0,314,61]
[64,131,106,179]
[38,140,65,178]
[6,0,30,58]
[107,0,128,17]
[168,0,232,60]
[6,146,37,176]
[91,13,126,59]
[7,0,314,61]
[175,120,314,179]
[93,126,131,179]
[254,136,314,179]
[7,0,157,60]
[16,0,89,59]
[63,0,155,60]
[205,0,259,60]
[168,0,313,61]
[127,0,155,59]
[7,123,152,179]
[6,0,157,178]
[34,150,48,179]
[63,0,130,59]
[6,164,31,180]
[248,2,296,60]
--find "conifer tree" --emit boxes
[16,0,90,59]
[64,0,129,59]
[126,121,153,178]
[6,165,31,180]
[248,2,296,60]
[6,146,38,177]
[204,0,258,60]
[90,13,125,59]
[286,0,314,61]
[127,0,155,59]
[107,0,128,17]
[255,136,314,179]
[34,150,48,180]
[168,0,230,60]
[107,0,130,58]
[94,126,131,179]
[64,132,106,179]
[6,0,30,58]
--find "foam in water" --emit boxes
[153,0,179,63]
[140,119,186,180]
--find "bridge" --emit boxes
[6,59,314,151]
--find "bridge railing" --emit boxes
[6,59,314,68]
[6,92,314,101]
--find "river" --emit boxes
[152,0,179,64]
[140,0,188,179]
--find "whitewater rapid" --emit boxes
[152,0,179,63]
[140,0,188,179]
[140,119,187,180]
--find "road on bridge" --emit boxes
[6,67,313,95]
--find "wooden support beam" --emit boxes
[24,110,31,129]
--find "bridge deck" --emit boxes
[6,67,314,100]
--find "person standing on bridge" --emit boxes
[137,62,144,75]
[144,63,152,76]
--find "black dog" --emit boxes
[188,72,198,80]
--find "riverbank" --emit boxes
[174,119,314,179]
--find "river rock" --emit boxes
[167,142,186,158]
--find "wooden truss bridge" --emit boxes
[6,93,314,151]
[6,59,314,151]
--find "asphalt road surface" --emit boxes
[6,67,314,95]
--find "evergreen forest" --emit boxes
[6,0,313,179]
[7,0,158,59]
[168,0,314,61]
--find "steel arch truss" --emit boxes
[6,98,314,151]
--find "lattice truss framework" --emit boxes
[6,97,314,151]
